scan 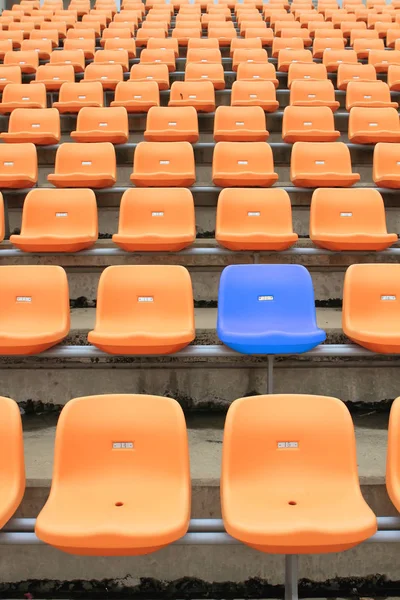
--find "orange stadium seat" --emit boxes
[272,37,305,58]
[64,38,96,58]
[35,393,190,554]
[350,28,379,45]
[30,28,58,45]
[20,38,52,59]
[386,398,400,512]
[0,193,3,244]
[186,48,222,64]
[369,49,400,73]
[236,61,278,87]
[48,142,116,188]
[8,21,36,38]
[111,80,159,112]
[103,38,136,57]
[113,187,196,252]
[41,20,67,38]
[343,264,400,354]
[0,108,60,145]
[386,28,400,48]
[280,27,312,45]
[187,37,220,50]
[144,106,198,142]
[346,80,398,109]
[290,79,339,111]
[373,142,400,188]
[66,27,96,41]
[278,49,313,72]
[81,14,106,32]
[310,187,397,251]
[4,49,38,73]
[232,48,269,72]
[0,40,15,60]
[348,107,400,144]
[388,64,400,90]
[83,63,124,90]
[208,26,237,45]
[282,106,340,143]
[88,266,195,355]
[313,37,345,58]
[337,63,377,90]
[0,265,69,354]
[353,37,385,58]
[100,27,132,46]
[168,80,215,112]
[140,48,176,72]
[172,26,201,45]
[213,106,268,142]
[231,80,279,112]
[340,20,367,38]
[0,142,37,187]
[0,66,21,92]
[53,82,104,113]
[0,396,24,529]
[230,38,262,56]
[216,187,298,251]
[147,37,179,56]
[184,62,225,89]
[244,27,275,45]
[129,63,169,90]
[94,48,129,72]
[212,141,278,187]
[0,82,46,114]
[287,62,328,87]
[49,48,85,72]
[10,188,98,253]
[221,394,377,554]
[70,106,129,144]
[323,49,358,72]
[313,27,344,40]
[131,141,195,187]
[135,28,166,47]
[291,142,360,187]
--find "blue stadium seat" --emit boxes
[217,264,326,354]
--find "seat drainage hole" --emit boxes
[115,502,124,507]
[288,501,297,506]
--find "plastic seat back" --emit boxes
[232,48,268,71]
[64,38,96,58]
[0,193,3,243]
[88,266,195,354]
[0,107,60,145]
[168,80,215,112]
[278,48,313,72]
[0,142,37,188]
[343,264,400,353]
[272,37,305,58]
[337,62,377,89]
[212,141,278,187]
[323,48,358,72]
[348,106,400,143]
[287,62,328,87]
[94,48,129,71]
[83,63,124,90]
[186,48,222,64]
[111,80,159,113]
[10,188,98,253]
[49,48,85,72]
[131,141,195,187]
[53,82,104,113]
[0,66,21,92]
[147,36,179,56]
[216,188,298,251]
[353,37,384,58]
[48,142,117,188]
[113,187,195,252]
[373,142,400,188]
[230,37,262,56]
[0,82,47,114]
[386,397,400,512]
[184,62,225,89]
[221,393,376,553]
[282,105,340,143]
[217,264,325,354]
[313,37,345,58]
[291,141,360,187]
[231,80,279,112]
[0,396,24,528]
[4,49,38,73]
[236,61,278,87]
[369,49,400,72]
[71,106,129,144]
[144,106,199,143]
[214,105,268,142]
[129,63,169,90]
[35,393,190,555]
[0,265,70,354]
[139,48,176,71]
[290,79,339,110]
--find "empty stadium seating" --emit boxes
[113,188,196,251]
[217,265,326,354]
[88,266,195,354]
[214,105,268,141]
[144,106,199,142]
[0,108,60,145]
[373,142,400,187]
[10,189,98,253]
[0,266,69,354]
[131,141,196,186]
[221,394,377,553]
[213,141,278,186]
[70,106,129,143]
[290,142,360,187]
[48,143,117,188]
[35,394,191,555]
[348,107,400,143]
[282,106,340,142]
[343,264,400,353]
[310,188,398,251]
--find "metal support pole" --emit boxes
[267,355,274,394]
[285,555,299,600]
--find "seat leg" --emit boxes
[285,554,299,600]
[267,355,274,394]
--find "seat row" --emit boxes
[6,391,400,556]
[0,263,400,355]
[3,104,400,145]
[1,140,400,189]
[0,187,396,253]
